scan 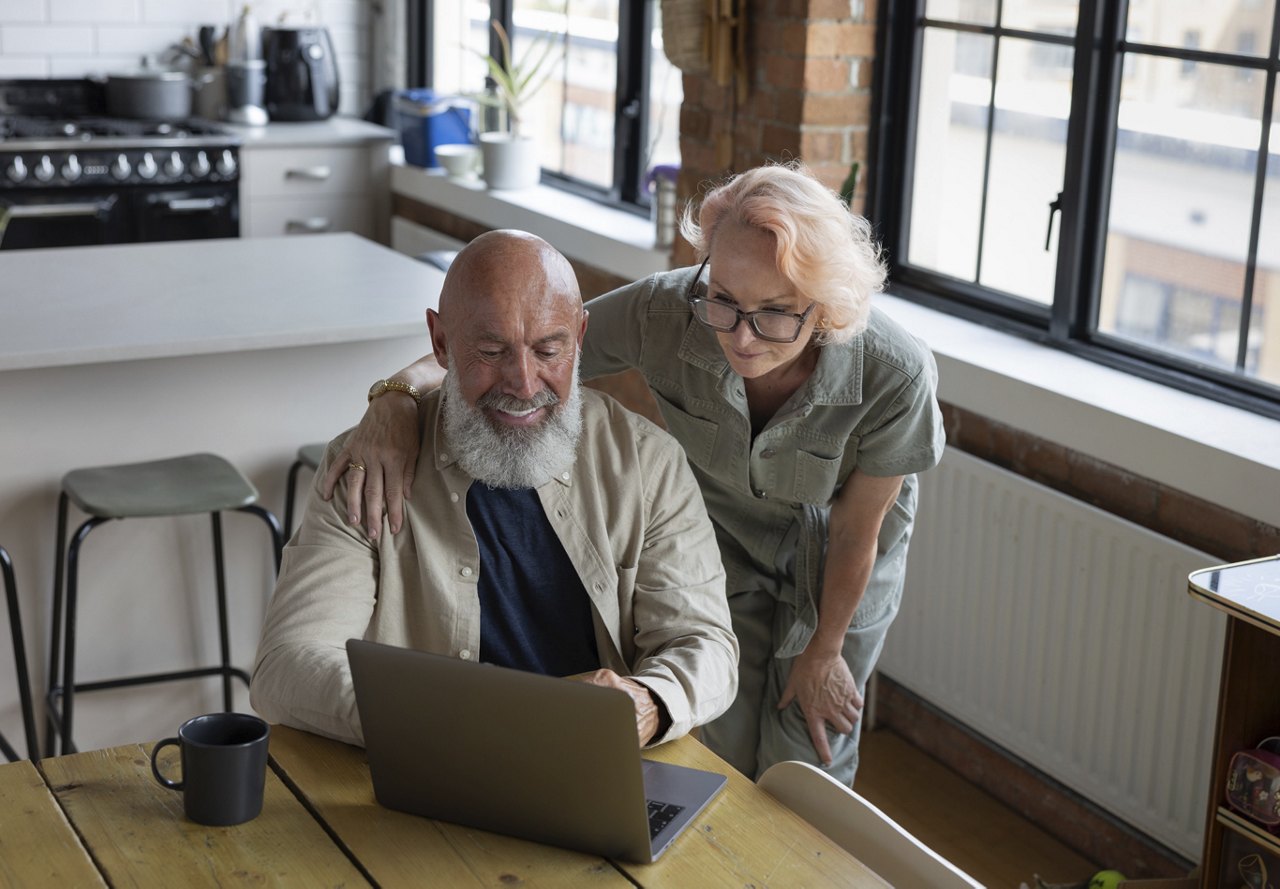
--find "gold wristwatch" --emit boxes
[367,379,423,404]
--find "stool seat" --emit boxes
[63,453,259,519]
[297,443,326,471]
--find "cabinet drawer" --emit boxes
[243,195,374,240]
[241,146,370,198]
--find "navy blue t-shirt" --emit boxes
[465,484,600,677]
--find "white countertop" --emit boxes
[0,233,441,372]
[225,117,398,148]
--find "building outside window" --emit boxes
[876,0,1280,415]
[414,0,680,208]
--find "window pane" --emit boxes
[514,1,617,190]
[1249,88,1280,385]
[646,0,682,173]
[1001,0,1078,34]
[1126,2,1274,58]
[906,28,992,282]
[430,1,489,97]
[1098,57,1266,372]
[978,36,1073,304]
[925,0,996,27]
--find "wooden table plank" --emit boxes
[625,739,890,888]
[0,759,105,888]
[268,725,630,888]
[39,742,369,888]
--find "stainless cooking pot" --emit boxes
[105,68,193,120]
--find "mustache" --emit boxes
[476,388,559,413]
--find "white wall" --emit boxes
[0,0,372,117]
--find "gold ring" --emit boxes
[347,462,366,473]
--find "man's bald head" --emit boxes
[438,230,581,323]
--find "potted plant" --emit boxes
[473,19,561,191]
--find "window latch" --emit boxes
[1045,191,1063,251]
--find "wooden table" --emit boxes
[0,725,888,887]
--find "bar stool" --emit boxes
[46,453,283,756]
[283,442,326,539]
[1,546,38,762]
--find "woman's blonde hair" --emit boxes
[679,161,886,344]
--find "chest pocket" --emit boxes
[649,390,719,470]
[793,449,844,506]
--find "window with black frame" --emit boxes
[409,0,682,208]
[876,0,1280,416]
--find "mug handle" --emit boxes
[150,737,183,790]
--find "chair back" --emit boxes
[758,760,983,888]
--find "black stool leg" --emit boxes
[211,511,235,712]
[237,504,284,578]
[59,516,107,756]
[45,492,68,757]
[283,459,305,541]
[1,548,38,761]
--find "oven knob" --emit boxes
[62,154,82,182]
[5,156,27,183]
[137,152,158,180]
[216,149,237,177]
[163,151,184,178]
[34,155,56,182]
[111,154,131,180]
[191,150,211,178]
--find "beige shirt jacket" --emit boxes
[251,388,740,748]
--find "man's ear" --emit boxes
[427,308,449,369]
[577,308,589,348]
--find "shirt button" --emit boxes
[460,566,473,577]
[440,453,450,462]
[450,492,459,503]
[459,649,472,660]
[754,489,768,499]
[761,449,775,459]
[561,471,570,481]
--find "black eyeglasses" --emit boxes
[685,257,815,344]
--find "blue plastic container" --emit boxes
[395,89,473,168]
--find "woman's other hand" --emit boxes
[777,646,864,766]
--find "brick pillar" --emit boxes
[674,0,878,264]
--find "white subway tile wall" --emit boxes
[0,0,371,116]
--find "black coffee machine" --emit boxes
[262,27,339,121]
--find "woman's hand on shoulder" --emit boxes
[320,356,444,539]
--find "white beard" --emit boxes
[440,364,583,490]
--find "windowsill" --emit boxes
[389,161,1280,529]
[390,162,670,281]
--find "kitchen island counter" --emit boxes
[0,234,439,371]
[0,233,440,754]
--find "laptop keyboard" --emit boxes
[647,799,686,839]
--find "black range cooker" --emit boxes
[0,78,241,251]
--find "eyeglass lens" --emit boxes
[691,300,806,342]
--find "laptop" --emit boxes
[346,638,727,862]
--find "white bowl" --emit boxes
[435,143,480,180]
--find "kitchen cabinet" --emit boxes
[229,118,396,244]
[1188,556,1280,889]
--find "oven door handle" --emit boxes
[163,197,227,213]
[3,201,113,219]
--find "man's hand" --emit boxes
[573,669,664,745]
[776,647,863,766]
[321,394,421,540]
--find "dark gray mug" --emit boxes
[150,713,270,826]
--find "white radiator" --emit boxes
[880,447,1225,859]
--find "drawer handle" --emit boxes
[284,166,332,181]
[286,217,332,233]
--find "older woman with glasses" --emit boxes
[327,162,944,784]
